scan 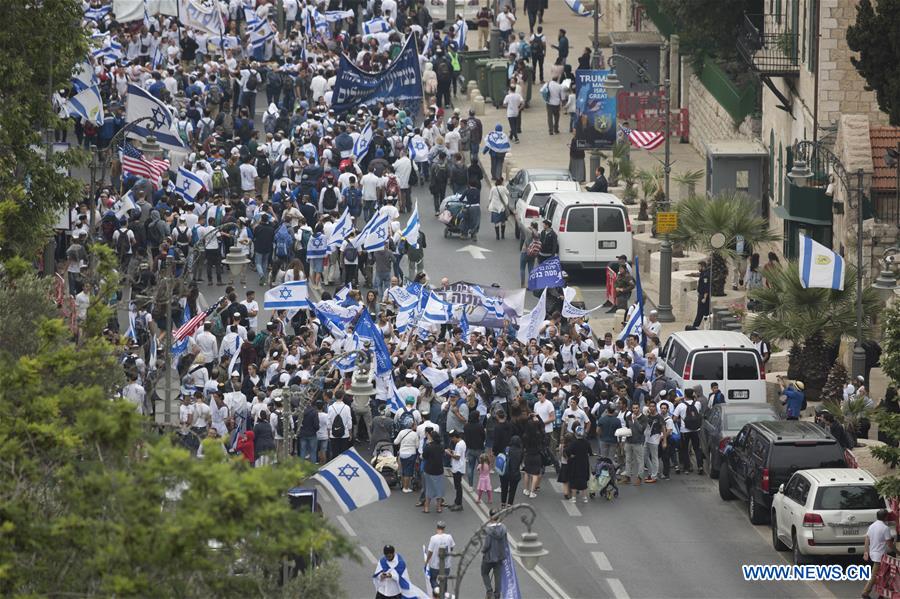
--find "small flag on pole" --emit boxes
[564,0,594,17]
[798,233,845,290]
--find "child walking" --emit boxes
[475,454,493,504]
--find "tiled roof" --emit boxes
[871,126,900,192]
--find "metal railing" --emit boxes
[737,14,800,76]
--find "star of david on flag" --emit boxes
[312,448,390,512]
[264,281,310,310]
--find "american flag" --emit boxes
[173,297,225,343]
[121,143,170,187]
[621,125,665,151]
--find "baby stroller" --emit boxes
[438,194,467,238]
[371,441,400,489]
[589,456,619,501]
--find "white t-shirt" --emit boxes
[867,519,895,562]
[192,401,212,428]
[393,428,419,459]
[497,11,515,31]
[504,92,524,117]
[674,399,702,433]
[239,163,258,191]
[427,532,456,569]
[533,399,555,433]
[241,299,259,330]
[449,439,467,474]
[562,407,589,433]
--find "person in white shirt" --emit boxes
[241,290,259,331]
[193,322,219,363]
[391,151,414,212]
[544,76,566,135]
[502,85,524,143]
[425,522,456,590]
[533,391,556,435]
[326,396,352,459]
[446,430,467,511]
[191,393,212,435]
[562,397,590,435]
[121,374,146,415]
[863,509,896,598]
[209,391,229,437]
[445,123,461,154]
[239,158,258,193]
[393,420,419,493]
[643,309,662,339]
[496,6,516,47]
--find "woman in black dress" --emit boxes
[565,425,591,504]
[500,435,524,508]
[557,432,574,499]
[521,413,544,498]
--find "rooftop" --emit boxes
[870,126,900,193]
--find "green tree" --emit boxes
[658,0,756,66]
[747,261,882,396]
[668,192,778,296]
[0,288,353,596]
[0,0,89,258]
[880,301,900,385]
[846,0,900,126]
[871,408,900,498]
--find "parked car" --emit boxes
[771,469,887,565]
[542,191,632,271]
[660,330,767,403]
[514,180,581,239]
[426,0,481,28]
[701,403,779,479]
[507,168,574,206]
[719,421,847,524]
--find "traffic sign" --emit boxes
[657,211,678,234]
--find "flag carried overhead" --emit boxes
[618,256,646,349]
[179,0,225,35]
[564,0,594,17]
[264,281,311,310]
[175,167,205,202]
[174,297,225,342]
[65,86,104,126]
[798,233,845,290]
[125,83,188,150]
[621,125,665,151]
[400,203,421,247]
[313,448,391,513]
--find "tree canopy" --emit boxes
[846,0,900,125]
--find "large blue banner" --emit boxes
[574,69,616,150]
[528,256,564,290]
[331,35,423,116]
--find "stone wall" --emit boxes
[685,72,758,157]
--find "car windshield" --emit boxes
[532,172,572,182]
[814,485,883,510]
[529,193,551,209]
[724,412,776,432]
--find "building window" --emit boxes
[778,142,783,205]
[775,0,782,23]
[736,170,751,194]
[807,0,818,73]
[769,130,775,203]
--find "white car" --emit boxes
[771,468,888,565]
[426,0,480,27]
[514,180,581,239]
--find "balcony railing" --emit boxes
[737,14,800,77]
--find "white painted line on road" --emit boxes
[606,578,630,599]
[561,499,582,517]
[456,244,492,259]
[336,515,356,537]
[550,481,564,494]
[592,551,612,571]
[577,525,597,544]
[533,565,570,598]
[360,545,378,565]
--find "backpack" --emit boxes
[342,244,358,262]
[519,40,531,59]
[206,83,222,106]
[435,59,452,81]
[683,400,702,430]
[494,375,510,400]
[115,229,132,258]
[385,174,400,198]
[530,35,544,56]
[526,238,542,258]
[275,411,284,437]
[212,168,227,192]
[494,451,508,476]
[294,228,311,253]
[540,83,550,103]
[397,408,416,433]
[145,220,163,247]
[408,164,419,187]
[321,186,339,212]
[174,226,190,248]
[330,405,346,437]
[245,71,258,91]
[274,226,292,258]
[407,240,424,263]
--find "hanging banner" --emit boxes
[331,35,423,116]
[574,69,616,150]
[527,256,564,291]
[431,282,525,328]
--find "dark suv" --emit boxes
[718,421,847,524]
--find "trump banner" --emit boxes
[574,70,617,150]
[331,34,423,116]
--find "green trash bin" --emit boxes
[475,58,492,98]
[489,62,509,108]
[460,50,490,85]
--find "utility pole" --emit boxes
[447,0,455,27]
[852,168,867,382]
[591,0,601,68]
[163,277,174,425]
[655,41,675,323]
[438,547,448,598]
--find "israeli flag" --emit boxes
[422,292,454,324]
[470,285,505,318]
[264,280,311,310]
[325,9,354,22]
[125,303,138,341]
[363,16,391,35]
[306,232,328,260]
[400,203,421,248]
[372,553,429,599]
[564,0,594,17]
[181,0,225,35]
[485,129,511,153]
[92,41,125,64]
[379,373,406,414]
[175,167,205,202]
[151,44,165,69]
[454,18,468,50]
[408,135,428,161]
[113,190,138,219]
[358,213,392,251]
[243,6,261,27]
[125,83,188,150]
[617,256,646,349]
[389,286,420,333]
[353,120,374,161]
[334,284,353,304]
[249,19,275,49]
[562,298,604,319]
[71,59,98,92]
[460,308,471,343]
[354,310,393,376]
[327,208,354,251]
[799,233,845,290]
[315,304,349,339]
[65,85,104,126]
[313,448,390,512]
[421,366,453,397]
[84,4,111,21]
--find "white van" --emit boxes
[515,180,582,239]
[660,331,767,402]
[542,192,633,270]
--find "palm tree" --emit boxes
[637,166,664,222]
[668,192,778,296]
[747,260,882,397]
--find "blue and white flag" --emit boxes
[332,34,423,116]
[313,448,391,513]
[334,284,352,304]
[372,553,428,599]
[516,288,547,343]
[71,59,98,92]
[421,30,434,55]
[798,233,845,290]
[249,19,275,49]
[125,83,188,150]
[470,285,505,318]
[454,17,468,50]
[363,16,391,36]
[227,335,242,377]
[325,9,354,22]
[358,213,392,251]
[151,44,165,69]
[379,373,406,413]
[180,0,225,35]
[243,5,262,27]
[527,256,564,290]
[400,203,421,248]
[353,120,374,161]
[65,85,104,126]
[315,304,349,339]
[564,0,594,17]
[92,40,125,64]
[125,303,138,341]
[499,538,522,599]
[353,310,392,376]
[306,232,329,260]
[617,256,646,349]
[562,298,604,319]
[175,167,205,202]
[485,128,511,153]
[327,208,354,251]
[421,366,453,397]
[422,292,454,324]
[172,303,192,358]
[84,4,111,21]
[408,135,428,161]
[113,189,138,219]
[389,286,420,333]
[460,308,471,343]
[264,280,311,310]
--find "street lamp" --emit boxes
[786,159,813,188]
[605,45,675,322]
[872,247,899,303]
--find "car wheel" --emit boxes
[708,449,719,479]
[748,491,767,524]
[792,530,810,565]
[443,228,449,239]
[514,222,521,239]
[718,465,734,500]
[771,512,788,551]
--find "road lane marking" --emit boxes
[592,551,612,571]
[561,499,582,517]
[577,525,597,544]
[606,578,630,599]
[550,481,564,493]
[360,545,378,565]
[336,515,356,537]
